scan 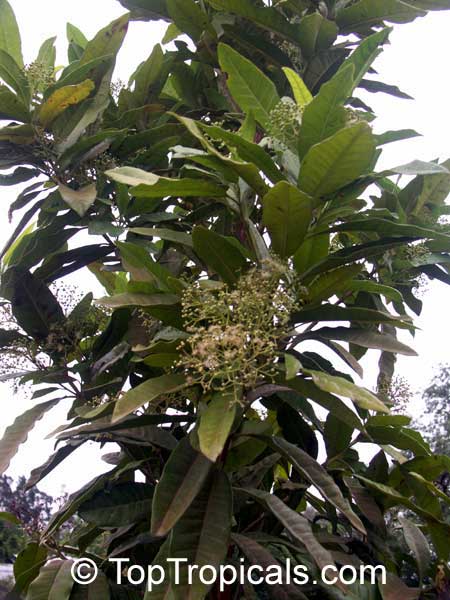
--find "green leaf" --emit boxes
[302,326,417,355]
[13,543,48,595]
[218,43,280,130]
[26,560,74,600]
[132,43,165,106]
[232,534,305,600]
[375,129,421,146]
[67,23,88,49]
[96,292,179,309]
[192,226,248,285]
[79,14,129,67]
[386,159,450,176]
[36,37,57,72]
[200,122,284,184]
[336,0,426,32]
[129,227,193,247]
[262,182,312,258]
[112,373,187,422]
[0,511,20,524]
[169,470,232,600]
[0,48,29,103]
[198,392,237,462]
[79,483,154,527]
[238,488,339,579]
[0,167,39,186]
[298,63,355,158]
[287,376,365,432]
[0,84,29,121]
[167,0,212,41]
[343,28,392,89]
[296,13,338,59]
[307,370,389,413]
[106,166,225,198]
[347,280,404,304]
[58,181,97,216]
[0,400,58,474]
[299,122,376,198]
[0,0,23,67]
[293,233,329,274]
[9,267,65,339]
[282,67,312,108]
[39,80,95,127]
[305,264,362,303]
[151,437,213,536]
[269,436,366,534]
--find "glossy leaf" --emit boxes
[198,392,237,462]
[298,123,376,198]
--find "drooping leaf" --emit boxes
[268,436,366,534]
[79,482,154,527]
[198,392,237,462]
[151,437,213,536]
[26,560,75,600]
[262,182,312,258]
[58,181,97,216]
[239,487,339,578]
[336,0,426,32]
[399,516,432,582]
[0,400,59,475]
[168,470,232,600]
[9,267,65,339]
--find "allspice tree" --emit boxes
[1,0,450,598]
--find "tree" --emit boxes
[0,475,54,563]
[1,0,450,598]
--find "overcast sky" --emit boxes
[1,0,450,496]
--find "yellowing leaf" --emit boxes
[198,392,237,462]
[39,80,95,128]
[309,369,389,413]
[282,67,312,107]
[58,182,97,217]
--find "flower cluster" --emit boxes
[268,97,304,149]
[177,259,298,398]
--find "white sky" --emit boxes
[1,1,450,496]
